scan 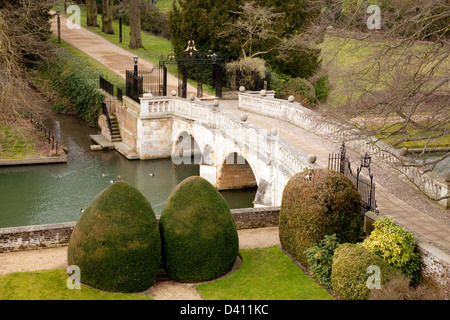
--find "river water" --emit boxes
[0,113,256,228]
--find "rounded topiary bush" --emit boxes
[67,181,161,293]
[279,169,363,266]
[331,243,403,300]
[159,176,239,283]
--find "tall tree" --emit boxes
[316,0,449,201]
[86,0,99,27]
[219,1,284,59]
[102,0,114,34]
[129,0,143,49]
[0,0,52,122]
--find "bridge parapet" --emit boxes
[237,92,449,209]
[140,96,319,177]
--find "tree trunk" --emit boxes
[129,0,143,49]
[86,0,99,27]
[101,0,114,35]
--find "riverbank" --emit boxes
[0,117,66,165]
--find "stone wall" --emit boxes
[0,222,75,253]
[0,208,280,253]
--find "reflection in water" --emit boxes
[0,113,256,228]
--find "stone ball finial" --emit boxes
[239,86,246,92]
[400,147,408,156]
[189,94,195,101]
[213,99,220,107]
[260,89,267,97]
[308,154,317,164]
[171,90,177,96]
[240,114,248,122]
[270,128,278,136]
[288,95,295,103]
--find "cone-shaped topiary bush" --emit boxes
[279,169,363,266]
[67,181,161,293]
[159,176,239,283]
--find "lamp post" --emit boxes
[360,152,372,175]
[57,10,61,43]
[119,10,123,43]
[133,55,139,76]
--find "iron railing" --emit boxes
[99,75,114,96]
[126,70,143,103]
[328,143,378,216]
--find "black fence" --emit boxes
[29,113,61,154]
[101,101,113,134]
[99,75,114,96]
[328,143,378,216]
[99,74,124,102]
[126,70,143,103]
[139,67,164,96]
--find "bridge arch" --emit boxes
[216,152,258,191]
[171,130,202,165]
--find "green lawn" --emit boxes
[0,269,152,300]
[197,247,334,300]
[155,0,175,13]
[0,123,44,160]
[0,247,334,300]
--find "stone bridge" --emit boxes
[98,94,320,207]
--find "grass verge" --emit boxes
[196,246,335,300]
[0,119,53,160]
[0,247,334,300]
[0,268,153,300]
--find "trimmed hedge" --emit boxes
[331,243,403,300]
[67,181,161,293]
[279,169,363,266]
[159,176,239,283]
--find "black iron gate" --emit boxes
[126,70,143,103]
[328,143,378,216]
[139,66,165,96]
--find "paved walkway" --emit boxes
[50,12,199,97]
[49,13,449,254]
[220,100,450,253]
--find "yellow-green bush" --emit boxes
[331,243,402,300]
[358,217,421,285]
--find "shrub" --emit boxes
[312,74,331,103]
[277,77,318,107]
[358,217,421,285]
[226,57,267,91]
[368,273,445,300]
[279,169,363,266]
[52,102,69,114]
[39,45,104,127]
[67,181,161,293]
[159,176,239,283]
[331,243,402,300]
[304,234,340,289]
